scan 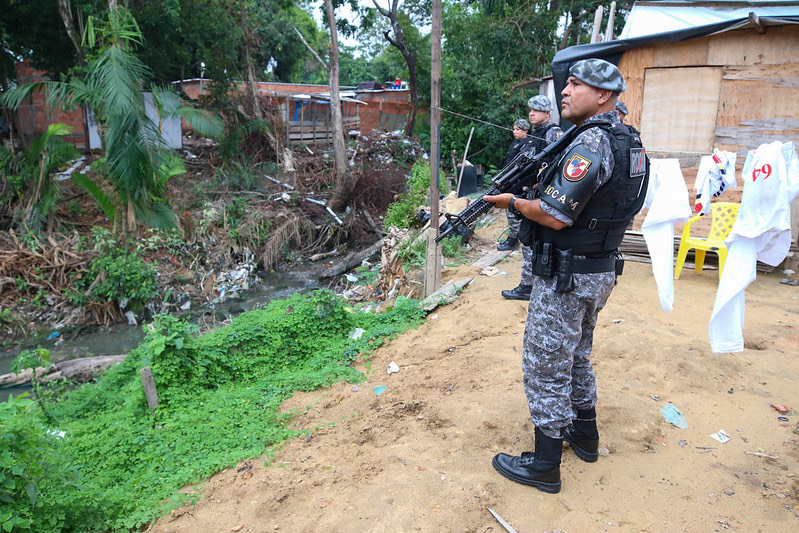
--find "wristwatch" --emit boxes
[509,196,520,212]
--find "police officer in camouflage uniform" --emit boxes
[496,118,533,251]
[484,58,649,494]
[615,100,628,122]
[500,95,563,299]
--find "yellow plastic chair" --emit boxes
[674,202,740,280]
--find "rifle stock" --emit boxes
[435,125,578,243]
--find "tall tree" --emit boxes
[323,0,351,212]
[371,0,418,137]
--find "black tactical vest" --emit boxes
[519,121,649,256]
[529,122,557,155]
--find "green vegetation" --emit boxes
[383,160,450,230]
[1,290,426,531]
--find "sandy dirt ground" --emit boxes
[149,218,799,533]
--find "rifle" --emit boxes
[435,124,578,243]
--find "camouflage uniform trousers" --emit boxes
[520,243,533,286]
[522,270,616,439]
[505,208,522,240]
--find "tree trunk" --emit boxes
[57,0,86,66]
[374,0,418,138]
[325,0,355,213]
[241,1,263,119]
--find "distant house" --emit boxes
[7,61,414,150]
[550,0,799,162]
[179,79,413,147]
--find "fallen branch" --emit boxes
[744,451,778,459]
[320,238,385,278]
[0,355,125,387]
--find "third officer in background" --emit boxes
[500,95,563,299]
[496,118,533,251]
[484,58,649,493]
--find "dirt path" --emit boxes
[150,221,799,533]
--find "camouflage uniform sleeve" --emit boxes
[538,125,613,225]
[546,125,564,144]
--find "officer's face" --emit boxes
[528,109,550,126]
[561,76,604,125]
[512,126,527,140]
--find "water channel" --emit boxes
[0,270,319,401]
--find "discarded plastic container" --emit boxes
[373,385,387,395]
[660,403,688,429]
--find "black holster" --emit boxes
[555,249,575,293]
[532,242,555,278]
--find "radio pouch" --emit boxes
[533,242,555,278]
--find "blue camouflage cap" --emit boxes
[513,118,531,131]
[615,100,628,115]
[527,95,552,112]
[568,58,626,92]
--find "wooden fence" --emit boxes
[286,116,360,147]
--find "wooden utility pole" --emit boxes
[425,0,442,297]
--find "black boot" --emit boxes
[492,427,562,493]
[501,284,532,300]
[563,407,599,463]
[497,236,519,251]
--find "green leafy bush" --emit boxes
[0,394,102,532]
[5,290,426,531]
[67,247,157,310]
[384,160,451,230]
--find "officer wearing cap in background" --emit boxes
[496,118,533,251]
[499,95,564,301]
[484,58,649,493]
[615,100,628,122]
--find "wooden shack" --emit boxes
[551,2,799,163]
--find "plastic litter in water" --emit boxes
[373,385,387,395]
[660,402,688,429]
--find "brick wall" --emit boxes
[13,61,86,147]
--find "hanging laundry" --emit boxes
[693,149,737,215]
[642,159,692,312]
[708,142,799,353]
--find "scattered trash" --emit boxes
[180,300,191,311]
[598,447,610,456]
[613,319,623,324]
[345,273,358,283]
[349,327,366,340]
[478,266,506,277]
[387,361,400,374]
[352,385,359,392]
[727,388,734,394]
[678,440,688,448]
[124,311,138,326]
[660,403,688,429]
[650,394,661,401]
[373,385,387,395]
[779,279,799,286]
[710,430,731,443]
[778,416,790,422]
[771,402,789,413]
[46,331,60,340]
[486,507,517,533]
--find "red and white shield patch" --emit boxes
[563,153,591,181]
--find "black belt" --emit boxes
[571,256,618,274]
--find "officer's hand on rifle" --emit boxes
[483,193,514,209]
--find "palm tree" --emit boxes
[1,6,222,235]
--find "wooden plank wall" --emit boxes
[617,24,799,162]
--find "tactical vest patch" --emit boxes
[563,153,592,181]
[630,148,647,177]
